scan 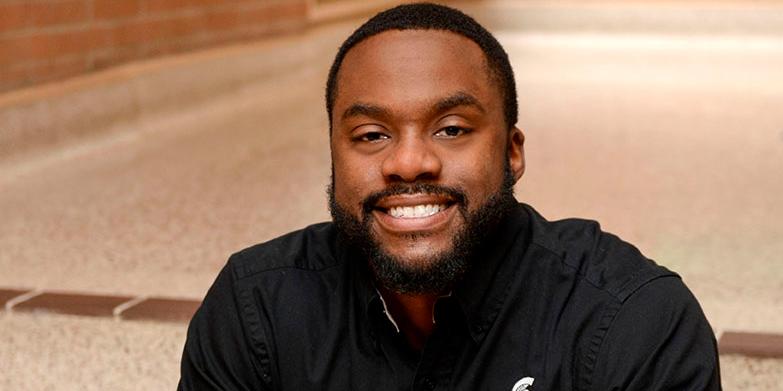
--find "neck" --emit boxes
[378,286,440,351]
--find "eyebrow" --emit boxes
[341,103,391,121]
[340,91,485,122]
[434,91,485,115]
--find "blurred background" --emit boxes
[1,0,781,389]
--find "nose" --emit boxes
[381,132,442,182]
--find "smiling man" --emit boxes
[179,3,721,390]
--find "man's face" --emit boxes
[329,30,524,293]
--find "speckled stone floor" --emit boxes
[2,1,782,389]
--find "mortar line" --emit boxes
[112,296,148,319]
[4,289,44,312]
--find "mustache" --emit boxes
[361,182,467,215]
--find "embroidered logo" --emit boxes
[511,377,535,391]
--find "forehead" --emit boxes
[334,29,499,116]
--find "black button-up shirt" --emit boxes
[179,203,720,390]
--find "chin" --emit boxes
[381,244,448,270]
[373,228,458,264]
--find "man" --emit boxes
[179,3,721,390]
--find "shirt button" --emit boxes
[421,377,436,390]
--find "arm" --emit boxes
[178,262,273,391]
[590,276,721,391]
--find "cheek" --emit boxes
[332,153,380,207]
[462,162,502,196]
[447,141,507,202]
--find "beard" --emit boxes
[328,163,517,295]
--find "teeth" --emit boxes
[388,204,446,218]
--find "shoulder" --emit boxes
[220,221,351,332]
[520,203,676,302]
[516,204,719,389]
[227,221,342,280]
[590,276,720,390]
[181,223,341,390]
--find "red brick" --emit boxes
[0,65,30,92]
[0,81,23,93]
[154,15,204,40]
[0,0,308,92]
[0,53,91,92]
[202,8,240,31]
[0,3,29,34]
[0,29,100,67]
[13,292,133,318]
[200,2,305,40]
[91,24,127,47]
[0,36,29,67]
[145,0,217,13]
[142,38,201,58]
[88,25,115,49]
[0,1,89,34]
[33,1,89,27]
[31,30,96,58]
[249,3,304,29]
[91,45,140,70]
[28,54,88,82]
[103,15,203,47]
[0,289,32,309]
[0,55,86,92]
[719,331,783,358]
[241,1,307,26]
[119,297,201,323]
[93,19,166,49]
[94,0,141,20]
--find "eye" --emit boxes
[357,131,390,142]
[434,126,470,138]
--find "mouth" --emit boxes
[370,194,459,233]
[386,203,450,218]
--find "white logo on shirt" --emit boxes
[511,377,535,391]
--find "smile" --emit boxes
[388,204,448,219]
[371,193,459,233]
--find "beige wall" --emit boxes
[0,0,309,93]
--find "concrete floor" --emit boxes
[0,312,185,390]
[2,1,782,389]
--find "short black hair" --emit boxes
[325,2,517,131]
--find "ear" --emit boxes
[508,127,525,182]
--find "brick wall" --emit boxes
[0,0,309,93]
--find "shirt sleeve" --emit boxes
[590,276,721,391]
[178,261,272,391]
